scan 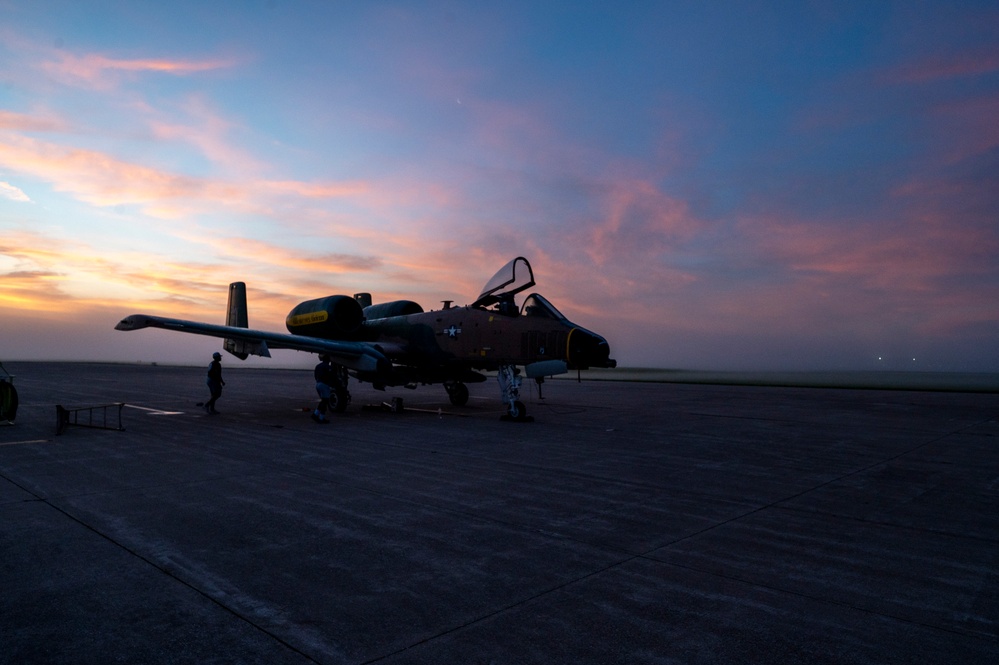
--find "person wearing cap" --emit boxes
[205,351,225,414]
[312,354,334,424]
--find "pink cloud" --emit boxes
[587,178,703,266]
[728,210,999,340]
[0,181,30,202]
[0,110,68,132]
[884,50,999,85]
[217,237,382,274]
[744,214,988,289]
[0,131,376,220]
[0,133,205,211]
[258,180,370,199]
[40,51,237,89]
[929,93,999,164]
[148,101,262,174]
[0,229,252,321]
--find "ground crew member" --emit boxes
[205,351,225,414]
[313,354,334,424]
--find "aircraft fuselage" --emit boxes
[360,302,610,376]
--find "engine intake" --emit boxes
[286,295,364,339]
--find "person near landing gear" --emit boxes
[312,354,334,424]
[205,351,225,415]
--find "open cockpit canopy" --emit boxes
[471,256,536,309]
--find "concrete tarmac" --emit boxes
[1,362,997,664]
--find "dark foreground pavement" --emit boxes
[1,362,997,664]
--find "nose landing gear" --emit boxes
[497,364,532,422]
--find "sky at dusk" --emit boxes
[2,1,998,371]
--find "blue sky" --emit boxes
[1,1,997,370]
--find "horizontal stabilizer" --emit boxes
[225,338,271,359]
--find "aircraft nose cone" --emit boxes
[567,328,615,369]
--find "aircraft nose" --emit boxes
[567,328,616,369]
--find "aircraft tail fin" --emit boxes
[227,282,249,327]
[223,282,270,359]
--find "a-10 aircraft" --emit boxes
[115,257,616,420]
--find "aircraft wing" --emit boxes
[115,314,390,374]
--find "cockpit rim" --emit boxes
[520,293,567,320]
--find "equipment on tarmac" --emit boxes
[0,362,17,424]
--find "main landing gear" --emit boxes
[328,362,351,413]
[444,380,469,406]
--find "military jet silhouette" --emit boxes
[116,257,615,420]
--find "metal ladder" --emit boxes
[56,403,125,435]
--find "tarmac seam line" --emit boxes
[622,416,999,642]
[346,421,993,662]
[0,470,327,665]
[775,503,999,547]
[646,416,995,555]
[650,557,999,643]
[359,551,647,664]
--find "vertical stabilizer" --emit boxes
[227,282,249,328]
[223,282,258,360]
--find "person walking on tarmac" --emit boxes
[313,354,335,424]
[205,351,225,414]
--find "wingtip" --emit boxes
[115,315,146,331]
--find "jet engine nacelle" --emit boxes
[286,295,364,339]
[363,299,424,320]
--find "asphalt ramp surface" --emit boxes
[1,362,997,663]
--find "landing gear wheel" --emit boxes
[508,400,526,420]
[446,382,469,407]
[329,388,350,413]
